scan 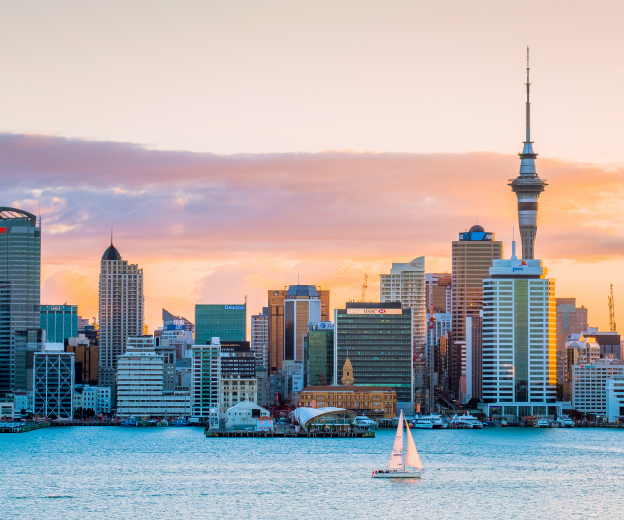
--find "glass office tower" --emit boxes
[195,304,246,345]
[40,305,78,343]
[0,207,41,396]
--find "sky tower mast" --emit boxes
[508,47,548,260]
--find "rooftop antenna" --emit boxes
[525,46,531,143]
[111,226,113,245]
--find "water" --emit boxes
[2,426,623,519]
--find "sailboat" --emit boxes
[372,410,424,478]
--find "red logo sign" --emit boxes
[521,260,527,266]
[0,227,7,234]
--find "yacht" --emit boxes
[535,418,550,428]
[449,414,483,429]
[121,417,138,427]
[556,415,575,428]
[354,416,378,429]
[412,415,446,429]
[372,410,424,479]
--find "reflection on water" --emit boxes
[2,427,624,519]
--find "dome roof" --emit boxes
[469,225,485,233]
[102,244,121,261]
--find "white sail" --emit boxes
[386,410,404,470]
[404,418,424,470]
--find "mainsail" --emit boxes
[404,418,424,470]
[387,410,405,470]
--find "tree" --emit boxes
[464,397,481,409]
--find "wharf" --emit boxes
[0,422,50,433]
[205,429,375,438]
[49,421,122,427]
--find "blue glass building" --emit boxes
[195,304,246,345]
[41,305,78,343]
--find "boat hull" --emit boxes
[373,471,422,479]
[412,423,434,429]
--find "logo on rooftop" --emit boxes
[0,227,7,234]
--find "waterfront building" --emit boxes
[224,400,269,430]
[195,304,246,346]
[40,305,78,344]
[251,308,269,368]
[66,334,99,386]
[255,365,271,407]
[306,322,334,387]
[33,349,75,418]
[509,49,548,260]
[116,336,190,418]
[268,287,330,375]
[292,407,356,432]
[425,273,452,313]
[334,302,413,414]
[98,241,144,395]
[5,390,33,414]
[220,341,256,378]
[0,207,41,397]
[379,257,426,412]
[0,402,15,419]
[74,385,111,415]
[191,339,221,417]
[605,376,624,422]
[154,337,178,392]
[451,225,503,398]
[220,374,257,411]
[480,242,561,420]
[572,359,624,415]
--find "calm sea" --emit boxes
[2,426,623,519]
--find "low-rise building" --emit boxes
[606,376,624,422]
[74,385,111,415]
[221,374,257,411]
[0,402,15,419]
[225,400,269,430]
[572,359,624,415]
[256,416,274,431]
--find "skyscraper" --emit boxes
[284,285,322,362]
[98,241,144,392]
[451,226,503,398]
[481,242,560,419]
[251,308,269,368]
[0,207,41,396]
[40,304,78,343]
[509,48,548,260]
[195,304,246,345]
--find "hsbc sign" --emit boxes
[347,308,402,315]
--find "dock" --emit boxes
[0,422,50,433]
[205,429,375,438]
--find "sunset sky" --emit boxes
[3,1,624,331]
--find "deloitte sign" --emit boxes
[224,305,245,310]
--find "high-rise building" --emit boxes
[465,314,483,401]
[98,241,144,393]
[191,339,221,417]
[251,308,269,368]
[0,207,41,396]
[380,257,426,411]
[67,334,99,386]
[284,285,322,363]
[334,302,413,413]
[425,273,452,313]
[267,287,330,375]
[306,322,334,387]
[220,341,256,379]
[480,242,562,420]
[509,49,548,260]
[451,226,503,398]
[195,304,246,346]
[33,349,75,418]
[163,308,194,332]
[40,305,78,344]
[556,298,588,353]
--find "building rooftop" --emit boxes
[286,285,319,298]
[102,244,122,261]
[302,386,395,393]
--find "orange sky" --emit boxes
[2,134,620,331]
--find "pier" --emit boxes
[205,429,375,438]
[0,422,50,433]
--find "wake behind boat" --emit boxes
[373,410,424,479]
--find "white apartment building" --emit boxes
[74,385,111,415]
[480,243,561,419]
[98,242,144,393]
[191,339,221,417]
[605,376,624,422]
[572,359,624,415]
[251,308,269,368]
[221,374,258,411]
[116,337,190,418]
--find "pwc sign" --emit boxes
[0,227,7,234]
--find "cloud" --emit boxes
[4,132,624,329]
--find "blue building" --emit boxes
[195,304,246,345]
[40,305,78,343]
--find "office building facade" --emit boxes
[572,359,624,415]
[334,302,413,413]
[98,242,144,391]
[251,308,269,368]
[480,244,559,419]
[40,305,78,344]
[220,341,256,378]
[0,207,41,396]
[195,304,246,346]
[67,334,99,386]
[306,322,334,387]
[556,298,588,353]
[605,376,624,422]
[284,285,322,363]
[33,350,75,418]
[451,226,503,398]
[425,273,452,313]
[191,340,221,417]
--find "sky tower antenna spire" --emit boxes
[526,46,531,142]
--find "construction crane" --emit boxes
[609,284,617,332]
[360,274,368,302]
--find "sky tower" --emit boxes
[509,47,547,260]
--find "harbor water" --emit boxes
[2,426,623,519]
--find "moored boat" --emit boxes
[354,415,378,429]
[449,414,483,429]
[412,415,445,429]
[171,418,190,427]
[372,410,424,479]
[121,417,138,427]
